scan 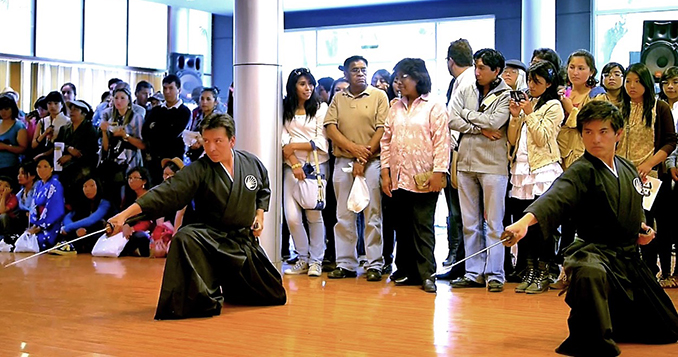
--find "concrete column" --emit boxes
[521,0,556,64]
[168,7,189,54]
[233,0,283,264]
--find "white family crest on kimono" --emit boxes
[244,175,257,190]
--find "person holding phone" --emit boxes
[507,60,564,294]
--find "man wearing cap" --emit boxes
[142,74,191,185]
[503,59,528,92]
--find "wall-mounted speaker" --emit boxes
[168,53,204,101]
[640,21,678,80]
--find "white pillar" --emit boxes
[168,7,189,54]
[521,0,556,64]
[233,0,283,265]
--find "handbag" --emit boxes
[292,149,327,210]
[14,231,39,253]
[413,171,448,191]
[91,232,128,257]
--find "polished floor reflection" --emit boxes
[0,252,676,357]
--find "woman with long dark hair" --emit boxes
[56,177,112,254]
[186,87,221,162]
[507,60,564,294]
[596,62,625,108]
[281,68,329,277]
[0,95,28,178]
[32,91,70,161]
[618,63,676,287]
[119,167,153,257]
[328,78,349,104]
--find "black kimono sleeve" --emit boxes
[525,159,590,241]
[136,159,204,219]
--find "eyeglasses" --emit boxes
[394,74,409,83]
[293,68,310,76]
[128,176,143,181]
[349,67,367,75]
[661,79,678,86]
[603,72,623,79]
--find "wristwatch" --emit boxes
[123,133,130,141]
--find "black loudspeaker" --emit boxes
[168,53,204,101]
[640,21,678,80]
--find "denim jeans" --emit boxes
[457,171,508,283]
[332,157,383,271]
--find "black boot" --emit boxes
[526,261,550,294]
[515,259,535,293]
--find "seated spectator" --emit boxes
[93,78,123,126]
[16,161,37,230]
[55,177,112,254]
[0,176,19,238]
[119,167,153,257]
[142,74,191,184]
[160,157,187,232]
[32,91,70,161]
[186,87,221,162]
[60,82,77,116]
[54,100,99,203]
[25,157,65,251]
[0,95,28,178]
[149,158,189,258]
[99,84,145,210]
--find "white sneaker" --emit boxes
[307,263,322,277]
[284,260,309,275]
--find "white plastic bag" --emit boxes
[91,232,128,258]
[347,176,370,213]
[14,231,39,253]
[0,239,13,252]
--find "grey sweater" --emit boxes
[448,79,511,175]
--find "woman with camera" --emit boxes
[507,60,564,294]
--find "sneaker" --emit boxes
[307,263,322,277]
[487,280,504,292]
[50,242,77,256]
[284,260,308,275]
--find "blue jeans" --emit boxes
[332,157,383,271]
[457,171,508,283]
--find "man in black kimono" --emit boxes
[109,113,286,320]
[503,101,678,356]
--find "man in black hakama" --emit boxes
[503,101,678,356]
[109,114,286,320]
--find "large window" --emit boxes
[594,0,678,71]
[128,0,168,69]
[84,0,128,66]
[173,8,212,84]
[283,16,495,97]
[0,0,34,56]
[35,0,83,61]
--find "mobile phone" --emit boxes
[510,91,527,102]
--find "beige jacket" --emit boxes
[508,99,563,171]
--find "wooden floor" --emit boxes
[0,253,677,357]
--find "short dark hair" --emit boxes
[163,74,181,88]
[343,55,368,71]
[473,48,505,73]
[447,39,473,67]
[61,82,77,96]
[317,77,334,92]
[135,80,153,94]
[108,78,123,88]
[0,94,20,119]
[659,66,678,102]
[393,58,432,95]
[34,96,47,110]
[19,160,37,180]
[577,100,624,133]
[101,91,111,102]
[201,113,236,139]
[44,91,66,113]
[127,166,151,190]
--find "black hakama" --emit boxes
[526,152,678,356]
[136,151,287,320]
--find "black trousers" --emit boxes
[443,178,465,274]
[381,193,396,266]
[155,224,287,320]
[510,197,555,264]
[392,190,438,283]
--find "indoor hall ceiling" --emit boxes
[144,0,435,15]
